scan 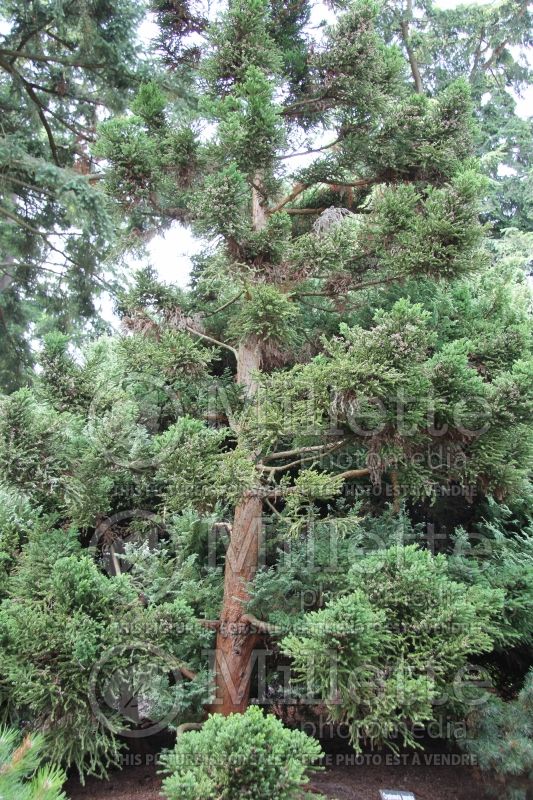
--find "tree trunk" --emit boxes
[209,180,266,714]
[400,0,423,94]
[210,490,263,713]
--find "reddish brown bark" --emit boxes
[209,492,263,713]
[209,181,267,715]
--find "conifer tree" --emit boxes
[0,2,531,777]
[95,0,532,716]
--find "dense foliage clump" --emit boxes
[159,706,324,800]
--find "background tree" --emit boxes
[374,0,533,234]
[0,0,145,391]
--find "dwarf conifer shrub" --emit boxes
[459,670,533,800]
[159,706,323,800]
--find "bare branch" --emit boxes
[179,665,198,681]
[184,324,238,357]
[275,136,343,161]
[0,54,61,164]
[175,722,203,737]
[0,47,106,69]
[337,468,370,480]
[261,439,351,471]
[202,290,244,318]
[268,182,308,214]
[285,207,325,216]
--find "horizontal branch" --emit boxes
[275,136,343,161]
[262,441,345,463]
[260,439,351,472]
[337,468,370,480]
[184,325,238,358]
[175,722,203,738]
[281,92,331,115]
[0,47,106,68]
[285,207,324,215]
[268,176,378,217]
[258,465,370,499]
[296,274,402,299]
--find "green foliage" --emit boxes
[0,527,211,779]
[203,0,282,92]
[132,81,167,126]
[364,169,487,280]
[459,670,533,800]
[213,65,285,171]
[283,545,503,748]
[228,285,299,344]
[377,0,533,232]
[0,0,144,389]
[192,163,249,239]
[449,510,533,650]
[159,706,324,800]
[0,389,70,509]
[154,417,231,512]
[0,726,66,800]
[248,507,424,624]
[94,116,161,204]
[0,485,35,592]
[314,0,404,122]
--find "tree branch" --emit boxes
[202,290,244,318]
[268,177,377,217]
[337,468,370,480]
[175,722,203,737]
[268,182,308,214]
[260,439,351,472]
[275,136,343,161]
[285,207,325,216]
[263,441,345,463]
[179,665,198,681]
[0,47,106,69]
[296,274,403,299]
[0,54,61,164]
[184,325,238,357]
[0,205,76,265]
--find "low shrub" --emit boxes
[282,545,504,748]
[159,706,324,800]
[459,669,533,800]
